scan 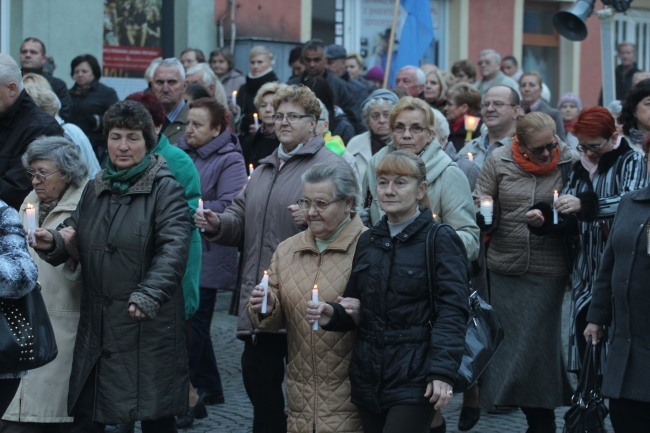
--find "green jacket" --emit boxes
[153,134,202,319]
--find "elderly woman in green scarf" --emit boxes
[31,100,191,433]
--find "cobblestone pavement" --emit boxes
[135,291,613,433]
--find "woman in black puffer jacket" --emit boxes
[308,151,468,433]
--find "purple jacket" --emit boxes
[178,130,248,290]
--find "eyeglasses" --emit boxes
[393,125,428,135]
[296,198,342,212]
[26,169,60,182]
[577,139,608,153]
[481,101,516,109]
[524,140,558,156]
[273,113,314,123]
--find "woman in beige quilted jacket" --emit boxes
[248,162,364,433]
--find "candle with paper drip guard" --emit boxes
[231,90,237,105]
[260,270,269,314]
[467,152,474,162]
[25,203,36,243]
[464,115,480,141]
[197,199,205,232]
[311,285,319,330]
[553,190,559,224]
[253,112,259,129]
[479,197,493,225]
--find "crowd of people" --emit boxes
[1,34,650,433]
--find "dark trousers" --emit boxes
[0,379,20,417]
[358,405,436,433]
[521,407,555,433]
[609,397,650,433]
[0,421,70,433]
[70,371,177,433]
[188,288,223,397]
[241,333,287,433]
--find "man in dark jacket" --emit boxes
[288,39,365,133]
[0,53,63,210]
[19,37,73,121]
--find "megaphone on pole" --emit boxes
[552,0,596,41]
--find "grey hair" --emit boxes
[0,53,24,91]
[479,49,501,64]
[145,57,162,81]
[431,108,450,144]
[22,136,88,188]
[316,98,329,122]
[187,63,228,107]
[361,98,396,128]
[398,65,426,85]
[301,162,359,210]
[154,57,186,80]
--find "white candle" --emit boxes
[198,199,205,232]
[248,164,254,177]
[312,285,319,331]
[25,203,36,243]
[231,90,237,105]
[260,270,269,314]
[253,112,259,129]
[553,190,559,224]
[467,152,474,162]
[479,197,493,225]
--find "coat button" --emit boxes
[101,349,111,359]
[105,243,116,253]
[385,242,390,247]
[103,295,113,306]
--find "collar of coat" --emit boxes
[370,209,434,248]
[94,153,168,197]
[571,137,634,179]
[292,214,365,254]
[177,129,241,159]
[22,179,89,216]
[257,135,327,168]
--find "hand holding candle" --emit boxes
[197,199,205,232]
[552,190,559,224]
[312,285,319,331]
[260,270,269,314]
[25,203,36,244]
[479,197,494,225]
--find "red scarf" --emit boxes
[511,136,560,175]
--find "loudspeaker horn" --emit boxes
[552,0,596,41]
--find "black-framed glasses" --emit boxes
[524,140,558,156]
[26,169,60,182]
[273,113,314,123]
[296,198,342,212]
[577,139,608,153]
[393,124,428,135]
[481,101,516,109]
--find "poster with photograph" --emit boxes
[103,0,162,77]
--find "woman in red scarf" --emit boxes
[473,112,577,433]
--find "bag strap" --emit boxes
[574,337,604,403]
[425,222,443,322]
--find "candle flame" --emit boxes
[253,113,258,118]
[464,115,480,132]
[264,270,268,276]
[232,90,237,97]
[26,203,34,210]
[313,284,317,290]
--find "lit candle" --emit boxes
[553,190,559,224]
[467,152,474,162]
[311,284,319,331]
[197,199,205,232]
[231,90,237,105]
[260,270,269,314]
[464,115,480,141]
[432,213,439,223]
[479,197,493,225]
[25,203,36,243]
[248,164,254,177]
[253,112,259,129]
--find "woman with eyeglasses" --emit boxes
[2,137,88,431]
[194,85,345,433]
[246,162,364,433]
[547,107,647,375]
[475,112,576,433]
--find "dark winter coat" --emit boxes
[42,154,191,423]
[0,90,63,209]
[237,70,279,137]
[241,125,280,168]
[69,80,119,157]
[178,130,248,290]
[587,186,650,403]
[325,212,469,412]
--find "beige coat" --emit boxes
[4,182,87,423]
[249,215,364,433]
[474,142,576,275]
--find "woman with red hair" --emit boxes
[555,106,647,373]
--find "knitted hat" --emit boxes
[361,89,399,111]
[365,66,384,83]
[557,92,583,111]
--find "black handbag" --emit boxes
[563,338,609,433]
[0,282,58,374]
[425,223,505,393]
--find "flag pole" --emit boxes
[383,0,400,89]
